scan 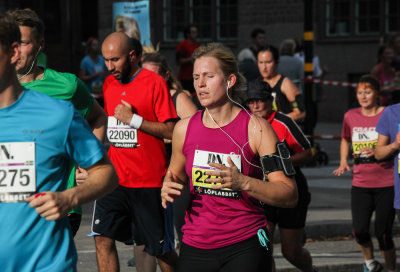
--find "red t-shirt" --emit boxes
[176,39,200,81]
[103,68,178,188]
[341,107,393,188]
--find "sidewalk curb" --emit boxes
[273,220,352,243]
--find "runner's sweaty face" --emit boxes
[193,56,228,108]
[16,26,41,75]
[356,83,378,109]
[102,37,133,81]
[257,50,277,80]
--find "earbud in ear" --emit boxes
[227,80,231,88]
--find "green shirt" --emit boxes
[22,68,95,214]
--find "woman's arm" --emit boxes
[375,133,400,160]
[281,78,306,121]
[161,119,190,208]
[333,138,351,176]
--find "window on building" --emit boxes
[162,0,237,42]
[355,0,380,34]
[326,0,350,36]
[323,0,399,39]
[386,0,400,32]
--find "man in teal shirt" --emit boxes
[0,12,118,271]
[9,8,107,236]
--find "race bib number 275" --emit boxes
[0,142,36,203]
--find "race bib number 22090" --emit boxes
[107,116,138,148]
[0,142,36,203]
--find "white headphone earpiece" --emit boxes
[35,46,42,57]
[227,80,231,88]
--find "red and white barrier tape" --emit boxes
[307,135,341,140]
[304,76,358,88]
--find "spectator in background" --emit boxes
[237,28,265,83]
[79,37,107,95]
[294,39,328,136]
[277,39,304,94]
[388,33,400,94]
[388,33,400,72]
[371,45,396,105]
[256,45,306,122]
[176,25,199,96]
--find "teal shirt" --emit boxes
[0,90,103,271]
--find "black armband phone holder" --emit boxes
[260,142,296,177]
[292,94,305,112]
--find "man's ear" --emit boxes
[10,41,21,65]
[128,50,135,62]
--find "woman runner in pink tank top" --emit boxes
[161,43,297,272]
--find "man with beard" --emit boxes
[92,32,178,272]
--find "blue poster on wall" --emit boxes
[112,1,150,45]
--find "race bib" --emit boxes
[192,150,242,199]
[107,116,138,148]
[0,142,36,203]
[271,92,278,111]
[351,130,378,154]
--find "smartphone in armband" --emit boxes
[260,142,296,177]
[276,142,296,176]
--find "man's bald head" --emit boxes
[102,32,138,82]
[102,32,133,55]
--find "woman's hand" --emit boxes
[205,157,247,191]
[333,163,351,176]
[359,147,375,158]
[161,171,185,208]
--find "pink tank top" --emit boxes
[182,109,267,249]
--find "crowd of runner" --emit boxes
[2,7,400,272]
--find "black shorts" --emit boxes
[263,170,311,229]
[68,213,82,237]
[177,235,271,272]
[92,186,167,257]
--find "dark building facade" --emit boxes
[1,0,399,122]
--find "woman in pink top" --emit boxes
[371,46,396,105]
[161,43,297,272]
[333,75,396,272]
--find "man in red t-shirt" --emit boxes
[176,25,199,95]
[246,80,316,272]
[92,32,178,272]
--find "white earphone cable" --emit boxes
[205,82,262,170]
[18,46,42,81]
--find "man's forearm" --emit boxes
[68,156,118,208]
[139,120,176,140]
